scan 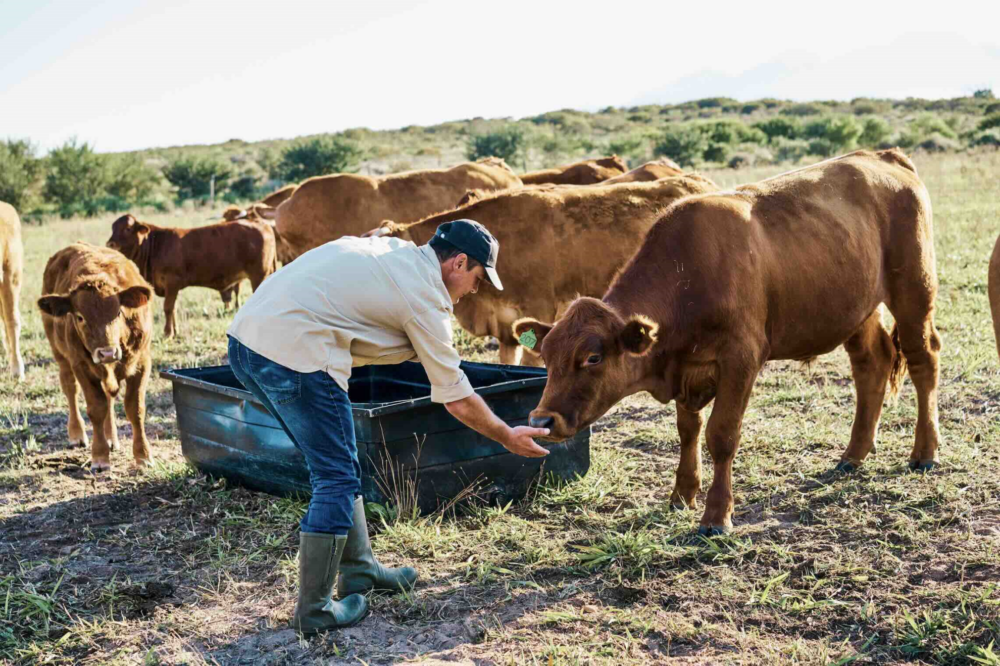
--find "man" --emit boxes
[227,219,550,635]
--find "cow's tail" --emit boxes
[887,323,908,402]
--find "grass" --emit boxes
[1,151,999,664]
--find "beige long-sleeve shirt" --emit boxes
[227,236,475,403]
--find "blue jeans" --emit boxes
[228,336,361,535]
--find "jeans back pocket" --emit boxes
[248,351,302,405]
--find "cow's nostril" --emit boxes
[530,416,555,429]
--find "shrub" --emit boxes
[276,136,363,181]
[43,139,110,213]
[858,117,892,147]
[741,103,762,115]
[971,129,1000,147]
[978,113,1000,131]
[824,116,862,149]
[163,156,233,200]
[916,134,960,153]
[695,97,739,109]
[808,138,836,157]
[0,139,43,210]
[985,103,1000,115]
[702,142,730,163]
[781,103,823,116]
[771,137,810,163]
[608,134,647,158]
[754,117,799,141]
[703,120,766,146]
[467,126,526,164]
[104,154,161,202]
[973,88,994,100]
[910,114,957,139]
[653,125,707,167]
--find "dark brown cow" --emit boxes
[106,214,277,337]
[601,158,685,184]
[38,243,154,471]
[514,149,941,535]
[366,175,717,365]
[520,156,627,185]
[990,235,1000,361]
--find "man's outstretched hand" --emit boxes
[503,426,550,457]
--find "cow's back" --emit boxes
[44,242,147,296]
[274,160,522,259]
[603,159,685,184]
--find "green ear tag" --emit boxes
[519,329,537,350]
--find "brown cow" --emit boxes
[990,235,1000,361]
[38,243,154,471]
[601,158,685,184]
[513,149,941,535]
[1,202,25,380]
[520,156,627,185]
[251,158,522,262]
[367,175,717,365]
[106,214,277,337]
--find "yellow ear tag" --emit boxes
[519,329,537,350]
[639,327,645,336]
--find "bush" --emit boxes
[0,139,43,210]
[808,138,836,157]
[43,139,110,213]
[858,117,892,147]
[276,136,363,182]
[741,103,762,115]
[801,116,860,151]
[702,143,730,163]
[781,103,823,117]
[973,89,994,100]
[163,156,233,200]
[653,125,707,167]
[466,126,526,164]
[985,103,1000,115]
[910,114,957,139]
[695,97,739,109]
[971,129,1000,147]
[608,134,647,158]
[771,137,810,163]
[104,154,161,202]
[703,120,766,146]
[754,117,799,141]
[978,113,1000,131]
[915,134,960,153]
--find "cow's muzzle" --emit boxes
[528,409,575,442]
[93,346,122,364]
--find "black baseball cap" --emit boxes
[433,219,503,291]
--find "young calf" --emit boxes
[515,149,941,535]
[0,202,25,380]
[38,243,154,471]
[106,214,277,337]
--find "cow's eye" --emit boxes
[75,314,84,323]
[583,354,603,367]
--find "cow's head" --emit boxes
[514,297,658,441]
[106,214,149,258]
[38,282,152,364]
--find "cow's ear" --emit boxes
[38,294,73,316]
[512,318,553,356]
[133,222,150,236]
[118,285,152,309]
[621,315,658,356]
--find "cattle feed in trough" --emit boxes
[514,148,942,535]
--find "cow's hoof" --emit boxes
[91,461,111,473]
[132,458,154,469]
[697,525,730,537]
[69,438,88,449]
[834,460,857,473]
[669,498,691,511]
[908,460,936,472]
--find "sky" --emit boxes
[2,0,999,154]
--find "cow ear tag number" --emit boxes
[519,329,537,350]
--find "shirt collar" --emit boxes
[418,244,452,310]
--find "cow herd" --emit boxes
[1,148,999,534]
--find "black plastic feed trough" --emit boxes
[160,361,590,512]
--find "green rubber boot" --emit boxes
[289,532,369,635]
[337,497,418,596]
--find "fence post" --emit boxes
[209,175,216,204]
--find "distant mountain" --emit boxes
[631,33,999,106]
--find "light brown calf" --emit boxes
[520,156,627,185]
[38,243,154,471]
[601,158,685,184]
[515,149,941,534]
[0,202,25,380]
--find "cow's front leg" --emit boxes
[124,355,153,467]
[700,359,760,535]
[78,373,113,472]
[163,287,179,338]
[670,405,704,510]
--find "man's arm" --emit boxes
[445,393,550,458]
